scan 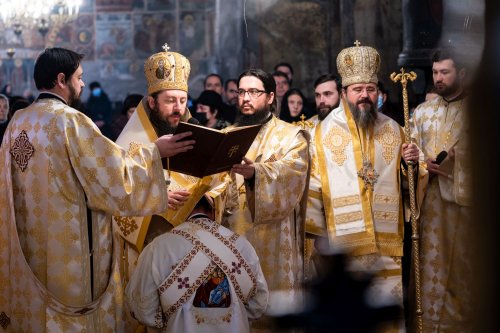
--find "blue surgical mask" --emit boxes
[377,94,384,109]
[92,88,102,97]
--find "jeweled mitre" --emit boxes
[336,41,380,87]
[144,44,191,94]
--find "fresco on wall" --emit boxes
[133,13,176,57]
[46,14,96,60]
[96,13,134,60]
[0,59,35,95]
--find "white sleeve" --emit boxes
[125,241,165,329]
[239,239,269,319]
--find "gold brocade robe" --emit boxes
[411,96,472,332]
[223,116,309,326]
[0,97,168,332]
[305,102,411,332]
[113,99,228,281]
[307,100,405,257]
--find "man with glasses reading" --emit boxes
[223,69,310,331]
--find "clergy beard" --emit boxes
[150,105,178,136]
[435,79,461,99]
[316,101,339,120]
[234,105,271,127]
[348,99,378,129]
[68,82,82,108]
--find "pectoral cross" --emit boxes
[292,114,314,129]
[228,145,240,157]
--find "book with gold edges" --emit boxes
[164,122,262,177]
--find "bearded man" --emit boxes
[411,48,472,332]
[223,68,310,331]
[0,47,193,332]
[305,42,421,332]
[113,45,228,287]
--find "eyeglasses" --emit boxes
[237,89,267,99]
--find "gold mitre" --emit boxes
[144,43,191,94]
[336,40,380,87]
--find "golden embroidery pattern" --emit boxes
[264,154,277,163]
[374,123,400,164]
[114,217,139,237]
[324,126,351,166]
[127,141,142,157]
[374,194,399,205]
[335,211,363,224]
[10,130,35,172]
[374,211,399,223]
[332,195,360,208]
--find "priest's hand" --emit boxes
[402,143,419,164]
[232,157,255,179]
[425,158,449,177]
[168,190,190,210]
[155,132,195,158]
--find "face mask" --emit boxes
[92,88,102,97]
[377,94,384,109]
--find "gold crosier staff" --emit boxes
[390,68,422,333]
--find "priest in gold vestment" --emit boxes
[305,42,422,332]
[411,49,471,332]
[0,48,194,332]
[112,46,228,285]
[223,69,309,331]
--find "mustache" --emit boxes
[171,111,181,116]
[357,98,373,105]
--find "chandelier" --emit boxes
[0,0,82,37]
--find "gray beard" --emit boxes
[150,105,177,136]
[347,100,378,129]
[234,106,271,127]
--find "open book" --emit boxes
[163,121,262,178]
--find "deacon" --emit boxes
[411,48,471,332]
[0,47,193,332]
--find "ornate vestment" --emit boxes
[0,97,168,332]
[223,116,309,329]
[305,100,408,331]
[126,216,268,333]
[112,99,228,282]
[411,95,471,332]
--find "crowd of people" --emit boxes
[0,40,470,333]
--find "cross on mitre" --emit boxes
[354,40,361,47]
[162,43,171,52]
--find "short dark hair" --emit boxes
[272,70,290,84]
[431,48,464,70]
[224,78,237,91]
[122,94,143,115]
[238,68,277,114]
[34,48,84,90]
[314,73,341,93]
[203,73,223,87]
[274,62,294,76]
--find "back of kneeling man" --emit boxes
[126,195,269,333]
